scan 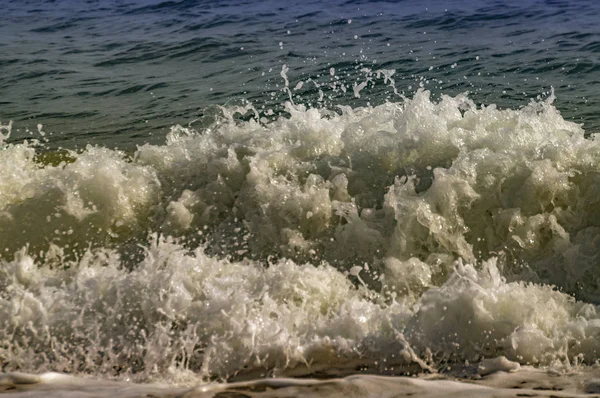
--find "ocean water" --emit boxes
[4,0,600,396]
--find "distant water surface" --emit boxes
[2,0,600,148]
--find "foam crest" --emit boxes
[4,90,600,381]
[0,145,160,257]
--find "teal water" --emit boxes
[2,0,600,148]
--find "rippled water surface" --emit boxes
[2,0,600,147]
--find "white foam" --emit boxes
[2,370,599,397]
[478,356,520,376]
[3,90,600,384]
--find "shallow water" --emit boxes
[4,368,600,397]
[3,0,600,396]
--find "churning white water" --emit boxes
[3,90,600,395]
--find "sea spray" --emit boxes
[3,90,600,382]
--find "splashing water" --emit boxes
[4,88,600,387]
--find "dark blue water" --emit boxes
[2,0,600,149]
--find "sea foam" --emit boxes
[2,90,600,382]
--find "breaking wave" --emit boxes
[3,90,600,383]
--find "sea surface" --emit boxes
[4,0,600,396]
